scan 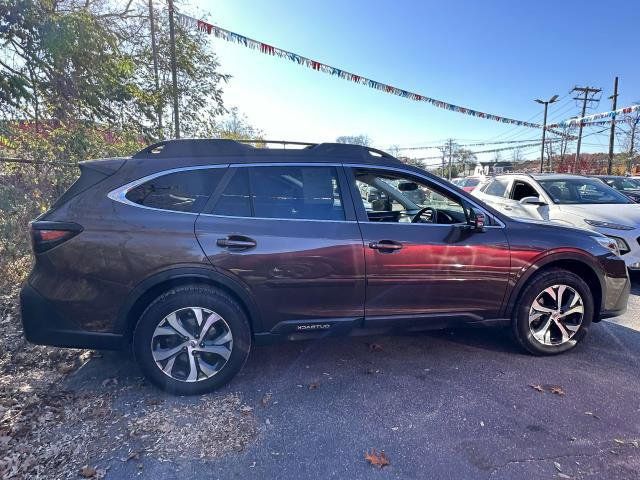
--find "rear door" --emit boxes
[195,163,365,334]
[475,177,510,213]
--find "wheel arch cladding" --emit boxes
[507,258,603,321]
[118,268,261,340]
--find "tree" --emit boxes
[336,134,370,146]
[0,0,230,138]
[454,148,477,176]
[618,104,640,173]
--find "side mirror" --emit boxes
[519,196,547,206]
[470,212,486,232]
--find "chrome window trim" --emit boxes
[199,213,358,224]
[344,163,506,229]
[107,164,229,215]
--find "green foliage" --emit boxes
[336,134,370,146]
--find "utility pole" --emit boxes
[535,95,559,173]
[572,86,601,172]
[444,138,456,180]
[148,0,162,138]
[607,77,619,174]
[167,0,180,139]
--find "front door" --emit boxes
[347,166,510,326]
[195,164,365,334]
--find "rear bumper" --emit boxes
[20,283,125,350]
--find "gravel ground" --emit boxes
[2,274,639,479]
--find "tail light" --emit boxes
[30,221,83,253]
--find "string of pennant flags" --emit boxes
[547,104,640,129]
[175,12,545,129]
[176,12,640,135]
[413,139,564,161]
[398,138,553,151]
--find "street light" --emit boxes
[535,95,559,173]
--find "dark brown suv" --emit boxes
[21,140,630,394]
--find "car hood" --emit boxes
[557,203,640,227]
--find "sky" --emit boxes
[188,0,639,165]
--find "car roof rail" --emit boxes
[132,139,401,163]
[305,143,400,162]
[132,139,256,158]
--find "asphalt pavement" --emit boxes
[67,274,640,479]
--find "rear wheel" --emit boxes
[512,269,593,355]
[133,285,251,395]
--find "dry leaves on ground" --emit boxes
[528,384,565,395]
[367,343,384,352]
[365,449,390,468]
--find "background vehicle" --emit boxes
[21,141,630,394]
[453,176,482,192]
[591,175,640,203]
[473,173,640,270]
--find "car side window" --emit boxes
[213,166,346,220]
[353,168,467,225]
[249,166,345,220]
[510,180,539,201]
[213,168,252,217]
[482,178,509,197]
[126,168,225,213]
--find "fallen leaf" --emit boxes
[261,392,272,407]
[365,449,390,468]
[614,438,626,445]
[554,461,562,472]
[529,384,545,392]
[239,405,253,415]
[368,343,383,352]
[308,382,320,390]
[79,465,97,478]
[550,386,565,396]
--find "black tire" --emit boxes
[512,268,594,356]
[133,285,251,395]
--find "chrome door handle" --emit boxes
[217,236,257,249]
[369,240,403,251]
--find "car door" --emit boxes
[346,166,510,327]
[195,163,365,334]
[504,179,548,221]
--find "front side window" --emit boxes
[213,166,345,221]
[538,178,632,205]
[510,180,539,201]
[126,168,225,213]
[353,169,468,225]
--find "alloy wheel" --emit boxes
[528,284,584,346]
[151,307,233,382]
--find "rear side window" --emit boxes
[213,166,345,221]
[126,168,225,213]
[213,169,252,217]
[482,178,509,197]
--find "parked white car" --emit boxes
[473,173,640,270]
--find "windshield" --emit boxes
[539,178,633,205]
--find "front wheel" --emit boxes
[512,269,594,355]
[133,285,251,395]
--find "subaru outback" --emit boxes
[21,140,630,394]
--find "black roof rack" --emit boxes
[132,139,401,163]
